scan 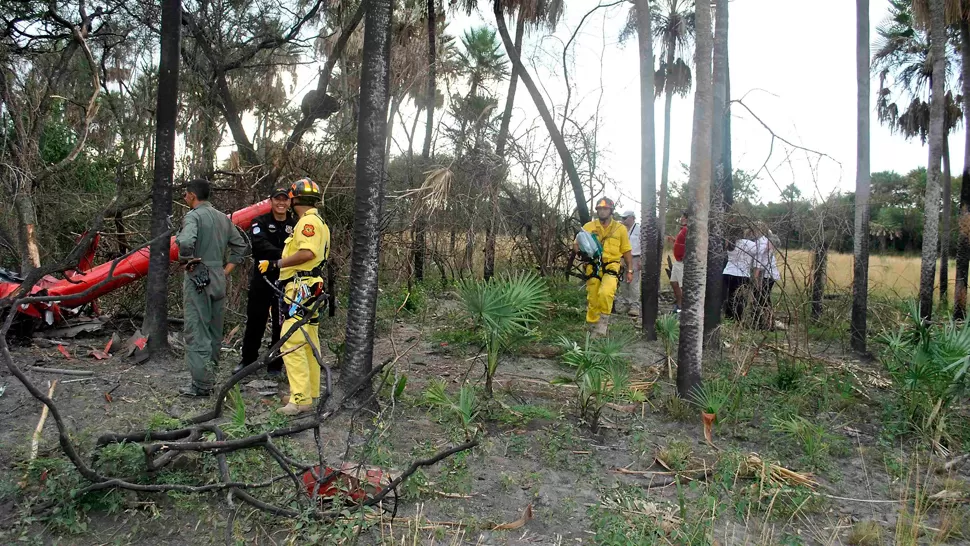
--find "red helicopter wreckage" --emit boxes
[0,200,271,328]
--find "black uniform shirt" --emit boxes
[250,212,296,279]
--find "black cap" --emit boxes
[270,186,289,198]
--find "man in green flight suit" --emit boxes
[175,179,250,396]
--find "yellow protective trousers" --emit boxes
[279,277,323,406]
[281,319,320,406]
[585,272,619,323]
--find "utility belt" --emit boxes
[582,258,621,281]
[279,262,327,324]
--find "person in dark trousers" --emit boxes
[722,227,757,322]
[235,187,296,376]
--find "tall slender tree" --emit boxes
[918,0,946,320]
[495,12,525,157]
[956,16,970,320]
[143,0,181,352]
[704,0,729,346]
[941,134,951,300]
[340,0,393,393]
[653,0,694,245]
[676,0,713,398]
[492,0,590,224]
[634,0,660,339]
[852,0,871,353]
[413,0,439,282]
[487,1,564,279]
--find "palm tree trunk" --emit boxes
[940,132,951,301]
[704,0,730,347]
[493,0,590,224]
[676,0,714,399]
[422,0,436,159]
[956,18,970,321]
[143,0,181,353]
[851,0,871,352]
[658,46,676,249]
[496,11,524,157]
[340,0,392,394]
[919,0,946,321]
[414,0,438,282]
[485,10,525,281]
[634,0,659,339]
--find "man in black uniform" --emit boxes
[235,187,296,375]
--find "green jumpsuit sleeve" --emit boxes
[226,223,249,265]
[176,210,199,261]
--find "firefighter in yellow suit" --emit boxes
[257,178,330,416]
[578,197,634,336]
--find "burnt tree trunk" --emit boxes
[940,133,951,302]
[956,18,970,321]
[851,0,871,351]
[339,0,392,393]
[634,0,659,339]
[143,0,181,352]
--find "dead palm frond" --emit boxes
[910,0,963,28]
[398,166,454,212]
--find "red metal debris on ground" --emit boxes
[301,462,392,503]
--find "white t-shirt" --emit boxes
[628,222,641,256]
[754,236,781,281]
[723,239,757,277]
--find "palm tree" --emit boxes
[957,12,970,320]
[852,0,871,353]
[653,0,695,246]
[875,0,960,317]
[919,0,946,320]
[454,27,509,154]
[676,0,713,399]
[633,0,660,340]
[340,0,393,393]
[703,0,729,346]
[144,0,181,353]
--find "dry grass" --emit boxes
[779,250,956,299]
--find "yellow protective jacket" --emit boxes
[582,219,632,275]
[279,208,330,283]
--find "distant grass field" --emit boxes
[661,249,953,299]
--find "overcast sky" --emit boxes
[435,0,960,210]
[275,1,956,212]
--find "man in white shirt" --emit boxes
[616,210,641,316]
[753,228,783,330]
[722,231,758,322]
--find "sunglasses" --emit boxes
[271,195,290,202]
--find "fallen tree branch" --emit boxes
[29,380,57,461]
[25,366,94,376]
